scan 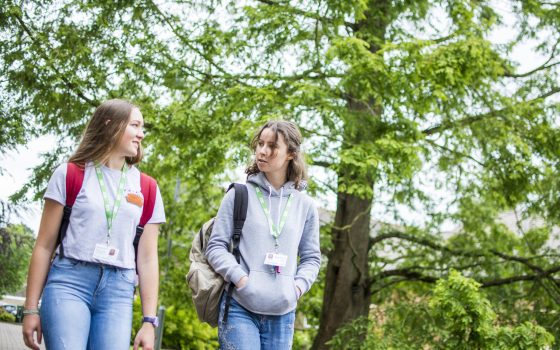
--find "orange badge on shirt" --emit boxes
[126,193,144,207]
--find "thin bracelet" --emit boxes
[22,309,40,316]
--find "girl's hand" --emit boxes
[133,322,155,350]
[236,275,249,289]
[22,314,42,350]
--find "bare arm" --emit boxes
[22,199,64,350]
[133,223,160,350]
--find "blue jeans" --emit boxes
[218,293,296,350]
[40,256,136,350]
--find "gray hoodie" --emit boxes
[206,172,321,315]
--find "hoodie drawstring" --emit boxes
[278,187,284,238]
[267,186,274,246]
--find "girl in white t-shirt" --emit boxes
[22,99,165,350]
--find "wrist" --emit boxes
[236,275,248,289]
[142,322,156,330]
[24,301,39,309]
[142,315,159,328]
[23,308,40,317]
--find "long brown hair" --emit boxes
[245,120,308,190]
[68,99,142,166]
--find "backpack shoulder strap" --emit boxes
[134,172,157,273]
[139,172,157,227]
[66,162,85,206]
[228,183,248,234]
[57,162,85,258]
[223,183,248,324]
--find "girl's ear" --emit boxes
[287,152,295,161]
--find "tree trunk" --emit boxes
[312,2,388,348]
[312,189,374,349]
[313,94,381,349]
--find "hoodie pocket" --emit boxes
[293,280,300,300]
[235,270,298,315]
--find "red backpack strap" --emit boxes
[66,162,85,206]
[134,173,157,273]
[58,162,85,258]
[139,172,157,227]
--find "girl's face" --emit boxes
[255,128,293,178]
[116,108,144,158]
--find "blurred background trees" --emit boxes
[0,224,34,296]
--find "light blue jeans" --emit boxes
[218,293,296,350]
[40,256,136,350]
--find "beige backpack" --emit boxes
[186,183,248,327]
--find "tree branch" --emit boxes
[368,265,560,290]
[145,0,232,78]
[237,70,344,81]
[480,265,560,287]
[505,61,560,78]
[310,160,333,168]
[370,230,556,276]
[186,65,343,82]
[376,268,438,282]
[11,12,98,107]
[504,39,560,78]
[425,139,486,167]
[255,0,355,28]
[332,204,373,233]
[311,175,337,194]
[422,86,560,135]
[369,231,560,302]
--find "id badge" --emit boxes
[264,252,288,267]
[93,243,119,263]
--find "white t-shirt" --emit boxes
[44,162,166,269]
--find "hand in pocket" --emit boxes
[236,275,248,289]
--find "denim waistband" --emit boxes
[54,255,134,272]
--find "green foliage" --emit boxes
[430,270,499,348]
[0,224,34,296]
[326,317,383,350]
[329,271,555,349]
[430,271,555,349]
[160,305,218,350]
[0,309,16,323]
[494,322,556,350]
[132,295,218,350]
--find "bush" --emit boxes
[430,270,554,349]
[328,271,555,349]
[131,296,218,349]
[0,309,16,323]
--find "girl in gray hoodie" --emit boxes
[206,120,321,349]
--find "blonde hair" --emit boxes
[245,120,308,190]
[68,99,142,167]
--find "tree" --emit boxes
[327,270,555,349]
[1,0,559,348]
[0,224,34,296]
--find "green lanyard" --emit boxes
[95,163,128,245]
[255,187,293,248]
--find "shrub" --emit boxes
[0,309,16,323]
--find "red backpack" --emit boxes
[56,162,157,271]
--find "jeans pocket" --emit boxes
[119,269,136,285]
[52,256,80,269]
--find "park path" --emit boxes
[0,322,45,350]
